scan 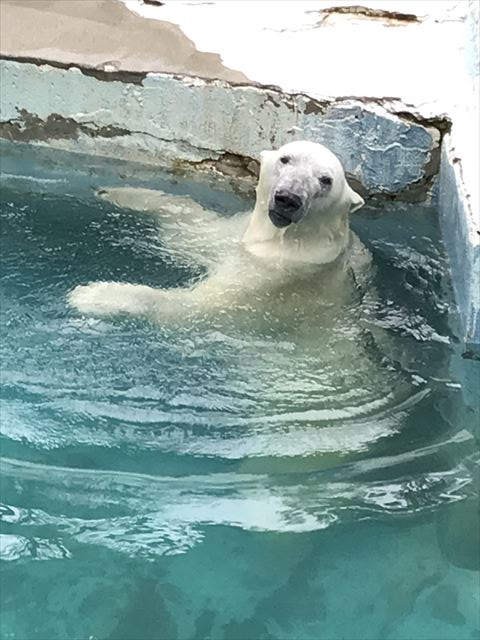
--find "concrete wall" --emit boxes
[0,59,445,200]
[438,1,480,354]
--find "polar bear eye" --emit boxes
[279,156,290,165]
[319,175,333,187]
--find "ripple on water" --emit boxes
[0,432,475,560]
[0,183,477,567]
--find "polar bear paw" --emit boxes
[68,282,158,316]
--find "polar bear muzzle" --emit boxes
[269,189,304,228]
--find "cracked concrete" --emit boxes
[0,0,456,200]
[439,138,480,352]
[0,109,131,142]
[308,5,421,27]
[0,61,447,201]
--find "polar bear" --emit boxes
[68,141,367,321]
[68,141,420,456]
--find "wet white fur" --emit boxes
[68,141,367,319]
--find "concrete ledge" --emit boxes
[0,59,447,201]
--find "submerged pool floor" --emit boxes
[0,145,479,640]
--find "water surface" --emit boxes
[1,144,479,640]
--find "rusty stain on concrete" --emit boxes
[309,5,421,27]
[0,109,131,142]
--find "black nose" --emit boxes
[274,190,302,211]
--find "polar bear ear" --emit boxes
[347,185,365,213]
[260,150,276,164]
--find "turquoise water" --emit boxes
[0,144,479,640]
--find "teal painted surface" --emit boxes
[1,147,479,640]
[439,139,480,353]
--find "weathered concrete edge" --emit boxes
[0,57,477,351]
[438,135,480,356]
[0,58,450,202]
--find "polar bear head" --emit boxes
[242,140,364,264]
[265,140,363,228]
